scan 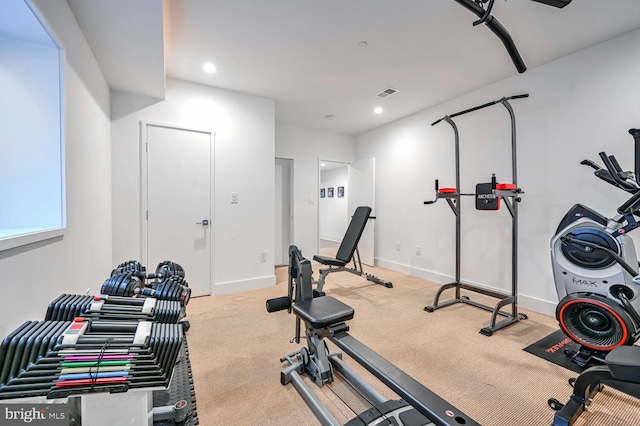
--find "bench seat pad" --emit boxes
[313,255,346,267]
[605,346,640,383]
[293,296,354,329]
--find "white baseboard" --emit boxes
[375,258,557,317]
[213,274,275,295]
[517,294,557,317]
[320,235,342,243]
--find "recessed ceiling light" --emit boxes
[203,62,216,73]
[374,107,383,114]
[358,41,368,48]
[321,163,326,167]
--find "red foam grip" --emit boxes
[438,188,457,194]
[496,183,516,190]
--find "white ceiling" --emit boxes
[67,0,640,135]
[67,0,165,99]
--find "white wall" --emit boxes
[356,28,640,316]
[0,0,112,336]
[320,166,348,241]
[275,123,356,257]
[111,78,276,294]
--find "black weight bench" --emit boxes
[314,206,392,292]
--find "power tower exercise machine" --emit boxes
[424,94,528,336]
[267,245,478,426]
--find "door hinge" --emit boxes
[146,210,148,220]
[146,143,148,152]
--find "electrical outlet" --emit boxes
[231,192,239,204]
[260,251,267,262]
[396,243,401,252]
[416,246,421,256]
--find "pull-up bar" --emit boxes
[432,94,529,126]
[452,0,526,73]
[450,0,572,74]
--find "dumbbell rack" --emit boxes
[0,259,197,425]
[424,94,529,336]
[0,317,196,425]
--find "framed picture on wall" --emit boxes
[320,188,325,198]
[337,186,344,197]
[328,187,334,198]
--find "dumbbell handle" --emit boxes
[76,336,135,344]
[90,322,139,333]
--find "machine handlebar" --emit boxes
[580,159,600,171]
[629,128,640,186]
[561,235,638,276]
[618,188,640,215]
[609,155,624,173]
[599,152,630,189]
[424,179,439,204]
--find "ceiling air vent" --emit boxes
[375,87,398,99]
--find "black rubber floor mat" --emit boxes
[523,329,584,373]
[153,336,198,425]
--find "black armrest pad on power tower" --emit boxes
[605,346,640,383]
[313,255,346,267]
[293,296,354,329]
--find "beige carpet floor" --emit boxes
[185,262,640,426]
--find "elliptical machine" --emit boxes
[550,129,640,366]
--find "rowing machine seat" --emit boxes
[293,296,354,329]
[605,346,640,383]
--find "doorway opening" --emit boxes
[318,158,376,266]
[318,160,349,259]
[275,158,294,266]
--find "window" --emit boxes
[0,0,65,251]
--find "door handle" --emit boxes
[196,220,209,226]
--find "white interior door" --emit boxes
[348,158,375,266]
[145,123,212,297]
